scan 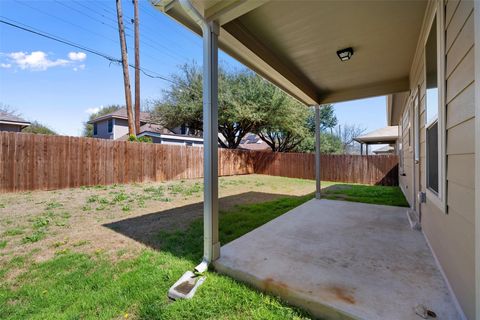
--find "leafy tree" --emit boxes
[151,63,340,152]
[253,84,310,152]
[22,121,57,135]
[83,105,122,137]
[295,132,343,154]
[151,64,262,149]
[306,104,338,134]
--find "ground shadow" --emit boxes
[104,191,311,262]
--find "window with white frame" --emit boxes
[414,92,420,162]
[425,16,439,194]
[402,109,410,148]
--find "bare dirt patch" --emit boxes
[0,175,315,275]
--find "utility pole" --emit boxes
[116,0,135,136]
[133,0,140,134]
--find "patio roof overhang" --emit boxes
[354,126,399,145]
[153,0,427,105]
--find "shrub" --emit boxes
[128,135,152,143]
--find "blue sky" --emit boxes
[0,0,386,137]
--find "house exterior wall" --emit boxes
[114,119,129,140]
[93,120,113,140]
[398,1,476,318]
[0,124,22,132]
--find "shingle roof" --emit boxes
[139,123,172,135]
[88,107,151,123]
[0,111,30,125]
[239,133,270,151]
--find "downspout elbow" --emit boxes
[178,0,208,33]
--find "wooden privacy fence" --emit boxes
[0,132,398,192]
[0,132,253,192]
[252,152,398,186]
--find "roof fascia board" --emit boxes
[0,120,31,126]
[205,0,269,26]
[223,19,319,104]
[153,2,318,105]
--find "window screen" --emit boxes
[93,123,98,135]
[427,122,439,192]
[425,17,439,193]
[108,119,113,133]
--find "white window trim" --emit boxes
[424,0,446,212]
[414,86,420,163]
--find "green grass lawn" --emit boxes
[0,177,407,320]
[321,183,409,207]
[0,195,313,320]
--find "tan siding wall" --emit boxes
[397,1,476,318]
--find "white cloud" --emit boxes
[7,51,69,71]
[68,52,87,62]
[1,51,87,71]
[85,107,100,115]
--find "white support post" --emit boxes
[474,1,480,317]
[202,21,220,263]
[315,105,321,200]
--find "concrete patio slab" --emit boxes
[214,199,460,320]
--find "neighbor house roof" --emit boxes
[88,108,151,124]
[238,133,269,151]
[0,111,31,128]
[354,126,399,144]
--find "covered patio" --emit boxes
[215,199,459,319]
[153,0,473,318]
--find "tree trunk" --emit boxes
[116,0,135,136]
[133,0,141,134]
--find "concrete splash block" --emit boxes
[168,271,206,300]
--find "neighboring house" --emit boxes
[238,133,270,151]
[120,123,204,147]
[0,111,30,132]
[88,108,150,140]
[88,108,203,146]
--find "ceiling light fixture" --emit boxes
[336,47,354,61]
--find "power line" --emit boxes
[0,17,176,83]
[51,0,189,63]
[15,0,187,65]
[71,0,119,26]
[15,0,119,45]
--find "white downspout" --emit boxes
[177,0,220,273]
